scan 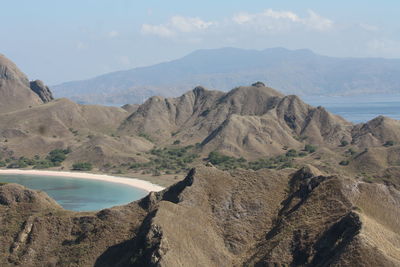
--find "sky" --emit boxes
[2,0,400,85]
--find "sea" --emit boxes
[0,174,147,211]
[303,94,400,123]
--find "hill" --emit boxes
[1,54,400,266]
[2,78,400,182]
[2,54,400,185]
[0,54,53,113]
[0,165,399,266]
[52,47,400,105]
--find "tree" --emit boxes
[72,162,93,171]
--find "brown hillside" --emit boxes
[0,54,43,113]
[0,165,399,266]
[119,85,353,158]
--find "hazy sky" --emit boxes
[2,0,400,84]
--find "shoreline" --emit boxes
[0,169,165,192]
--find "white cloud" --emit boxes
[141,16,215,37]
[141,24,175,37]
[263,9,300,21]
[170,16,214,32]
[304,10,333,31]
[232,9,333,32]
[140,9,333,40]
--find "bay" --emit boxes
[0,174,148,212]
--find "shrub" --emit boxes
[72,162,93,171]
[285,149,298,157]
[0,161,5,167]
[33,160,54,169]
[304,144,317,153]
[7,162,27,168]
[208,151,233,165]
[340,140,349,147]
[138,132,153,142]
[173,140,181,145]
[46,149,70,165]
[339,160,349,166]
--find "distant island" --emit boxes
[52,47,400,105]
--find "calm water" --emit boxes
[303,94,400,123]
[0,174,147,211]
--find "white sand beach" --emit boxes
[0,169,165,192]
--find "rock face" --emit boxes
[0,166,399,266]
[29,80,54,103]
[0,54,43,113]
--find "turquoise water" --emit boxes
[0,174,148,211]
[304,95,400,123]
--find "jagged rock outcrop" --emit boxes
[0,165,399,266]
[0,54,43,113]
[29,80,54,103]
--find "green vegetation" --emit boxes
[285,149,298,157]
[3,149,71,169]
[384,140,395,147]
[173,140,181,145]
[47,149,71,165]
[340,140,349,147]
[304,144,317,153]
[138,132,154,142]
[339,160,350,166]
[129,145,199,174]
[72,162,93,171]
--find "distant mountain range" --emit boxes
[52,47,400,105]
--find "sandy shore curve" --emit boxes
[0,169,165,192]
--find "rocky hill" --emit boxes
[118,83,399,159]
[52,47,400,105]
[0,54,46,113]
[1,54,400,266]
[0,165,399,266]
[2,67,400,179]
